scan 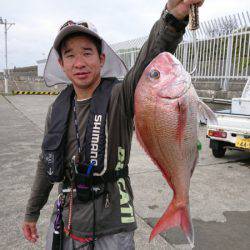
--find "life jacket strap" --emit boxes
[92,166,128,185]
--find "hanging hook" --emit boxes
[188,4,199,75]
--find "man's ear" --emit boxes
[58,58,64,67]
[100,53,105,67]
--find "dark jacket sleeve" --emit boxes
[24,105,54,222]
[121,11,188,117]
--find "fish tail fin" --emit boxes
[149,200,194,248]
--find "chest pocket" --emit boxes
[42,132,66,182]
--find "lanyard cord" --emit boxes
[73,97,96,175]
[73,97,82,155]
[64,97,80,238]
[72,97,96,248]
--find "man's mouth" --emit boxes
[74,72,90,79]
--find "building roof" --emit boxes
[37,59,47,64]
[111,36,148,51]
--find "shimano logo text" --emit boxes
[90,115,102,165]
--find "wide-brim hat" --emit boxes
[44,20,128,86]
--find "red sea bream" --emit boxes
[134,52,217,247]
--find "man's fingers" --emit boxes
[197,1,204,7]
[166,0,183,10]
[30,224,39,242]
[22,222,39,243]
[22,224,32,241]
[184,0,204,6]
[194,0,204,7]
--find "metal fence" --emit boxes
[112,12,250,88]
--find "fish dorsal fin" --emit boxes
[198,99,218,125]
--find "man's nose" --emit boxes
[74,55,86,68]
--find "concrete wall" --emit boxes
[0,77,247,98]
[9,66,38,77]
[0,78,66,93]
[193,80,246,99]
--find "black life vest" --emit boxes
[42,77,119,183]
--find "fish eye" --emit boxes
[149,69,160,79]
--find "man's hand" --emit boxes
[166,0,205,20]
[22,221,39,243]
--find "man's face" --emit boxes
[59,35,105,90]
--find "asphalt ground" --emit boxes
[0,95,249,250]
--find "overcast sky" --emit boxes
[0,0,249,72]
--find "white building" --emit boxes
[36,59,47,77]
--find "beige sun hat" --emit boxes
[44,20,128,86]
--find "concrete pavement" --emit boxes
[0,95,249,250]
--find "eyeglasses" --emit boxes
[59,20,89,31]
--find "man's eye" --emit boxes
[84,52,92,56]
[66,54,74,58]
[149,69,160,79]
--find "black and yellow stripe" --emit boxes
[12,91,59,95]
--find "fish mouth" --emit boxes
[157,79,191,100]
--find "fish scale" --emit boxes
[153,91,196,193]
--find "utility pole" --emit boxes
[0,17,15,94]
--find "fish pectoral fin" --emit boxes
[197,99,218,125]
[149,200,194,248]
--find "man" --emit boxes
[22,0,204,249]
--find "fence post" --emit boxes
[183,43,188,70]
[222,35,233,90]
[130,50,135,70]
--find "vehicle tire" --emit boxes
[212,144,226,158]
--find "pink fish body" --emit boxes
[134,52,216,247]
